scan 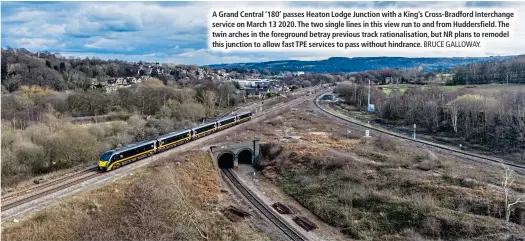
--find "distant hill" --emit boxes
[207,56,515,73]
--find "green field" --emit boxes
[380,84,411,95]
[442,85,465,91]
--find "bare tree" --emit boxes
[502,164,525,222]
[199,90,218,117]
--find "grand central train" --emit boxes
[98,112,252,172]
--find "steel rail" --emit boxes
[221,169,307,241]
[314,92,525,171]
[1,90,318,213]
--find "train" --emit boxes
[97,111,253,172]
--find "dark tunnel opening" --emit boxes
[218,153,234,169]
[238,149,253,165]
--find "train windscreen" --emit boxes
[100,151,113,161]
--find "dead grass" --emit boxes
[250,107,525,240]
[2,151,268,241]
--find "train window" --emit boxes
[100,152,113,161]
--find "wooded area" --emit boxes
[451,55,525,85]
[335,82,525,154]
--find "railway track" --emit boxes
[2,171,102,211]
[314,92,525,171]
[1,167,98,203]
[221,168,307,241]
[1,90,319,215]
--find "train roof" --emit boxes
[217,115,236,122]
[237,111,252,115]
[112,139,156,153]
[192,121,216,130]
[157,129,191,140]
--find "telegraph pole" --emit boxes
[367,79,371,112]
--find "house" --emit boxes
[244,87,269,99]
[115,78,125,85]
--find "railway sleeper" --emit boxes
[272,202,294,214]
[227,205,251,217]
[293,216,317,231]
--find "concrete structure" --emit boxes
[209,140,260,169]
[232,79,271,89]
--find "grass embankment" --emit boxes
[253,108,525,240]
[2,151,268,241]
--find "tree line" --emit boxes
[335,81,525,154]
[1,78,243,127]
[346,67,438,85]
[450,55,525,85]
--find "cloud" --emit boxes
[2,9,46,23]
[2,1,525,65]
[16,38,57,50]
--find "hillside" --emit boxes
[0,48,249,92]
[207,56,515,73]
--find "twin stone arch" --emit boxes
[217,148,253,168]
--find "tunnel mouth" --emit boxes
[218,152,234,168]
[238,149,253,165]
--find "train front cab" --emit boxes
[98,151,114,172]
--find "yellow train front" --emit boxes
[98,140,157,172]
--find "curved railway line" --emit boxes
[221,168,307,241]
[314,92,525,172]
[1,88,321,216]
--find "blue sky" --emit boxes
[2,1,525,65]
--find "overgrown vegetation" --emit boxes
[2,151,268,241]
[0,78,243,186]
[1,79,241,126]
[334,81,525,155]
[234,107,525,240]
[0,92,207,188]
[258,138,525,240]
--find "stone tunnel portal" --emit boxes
[238,149,253,165]
[218,152,234,169]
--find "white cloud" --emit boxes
[16,38,57,50]
[3,9,46,22]
[2,1,525,65]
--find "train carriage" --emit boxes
[98,112,254,172]
[98,140,156,172]
[237,112,252,123]
[216,116,237,130]
[157,129,192,151]
[192,122,217,138]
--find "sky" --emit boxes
[2,1,525,65]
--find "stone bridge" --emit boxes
[209,140,260,168]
